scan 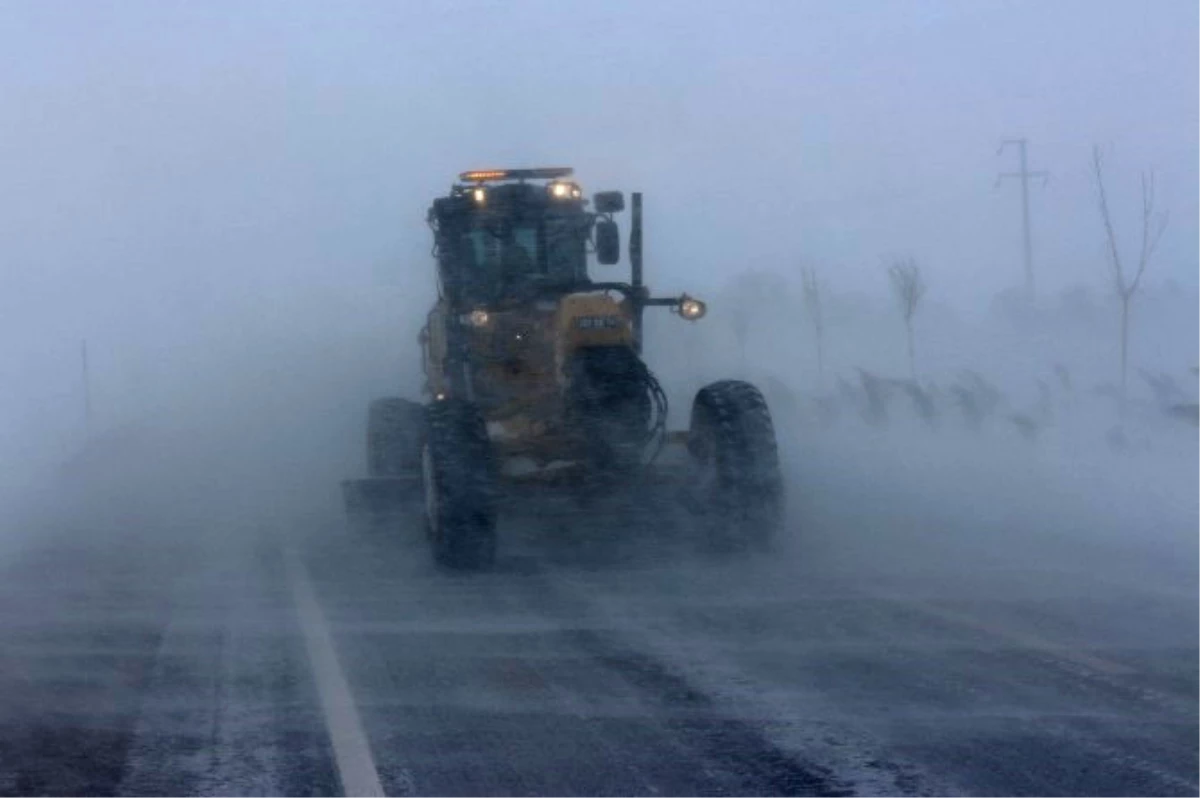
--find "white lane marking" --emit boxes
[285,547,388,797]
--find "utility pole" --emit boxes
[81,340,92,435]
[997,138,1048,302]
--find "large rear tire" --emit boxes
[423,399,497,571]
[367,397,425,477]
[687,380,785,550]
[344,398,424,528]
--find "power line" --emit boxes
[996,138,1049,301]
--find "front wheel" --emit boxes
[687,380,785,550]
[422,399,497,571]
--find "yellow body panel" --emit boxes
[553,292,633,378]
[422,301,450,397]
[419,290,636,462]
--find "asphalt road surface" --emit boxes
[0,449,1195,797]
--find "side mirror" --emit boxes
[593,191,625,214]
[595,220,620,265]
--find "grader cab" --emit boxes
[343,168,784,570]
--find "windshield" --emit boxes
[457,214,587,299]
[465,225,541,277]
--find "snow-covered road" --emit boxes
[0,451,1194,798]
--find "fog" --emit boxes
[2,8,1199,794]
[2,2,1196,562]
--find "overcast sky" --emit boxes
[0,0,1195,472]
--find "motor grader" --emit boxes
[342,168,784,569]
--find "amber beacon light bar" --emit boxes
[459,168,574,183]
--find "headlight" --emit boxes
[472,187,486,204]
[549,181,581,200]
[679,295,707,321]
[466,308,490,327]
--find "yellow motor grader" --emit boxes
[342,168,783,569]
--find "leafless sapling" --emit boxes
[887,257,926,380]
[1091,145,1169,411]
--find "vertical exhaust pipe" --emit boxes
[630,192,644,354]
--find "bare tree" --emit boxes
[1091,145,1169,409]
[887,257,926,379]
[800,266,824,383]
